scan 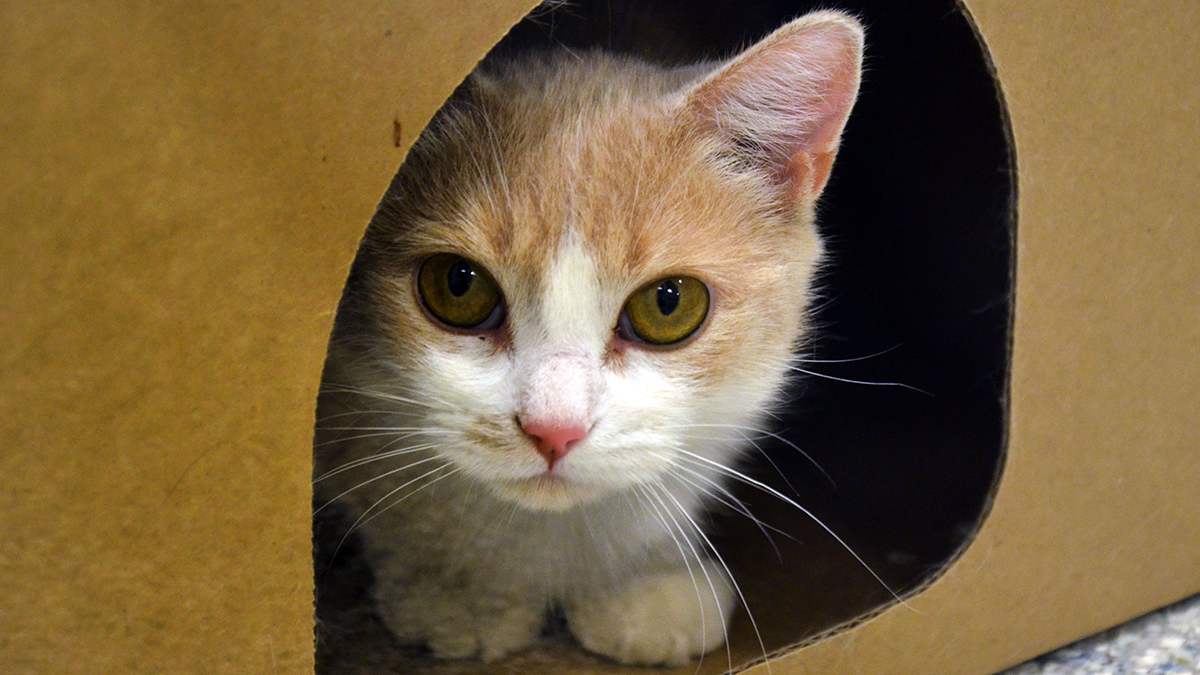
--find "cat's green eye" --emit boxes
[621,276,709,346]
[417,254,504,329]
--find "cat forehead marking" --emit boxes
[532,236,610,350]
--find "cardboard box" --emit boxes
[2,1,1197,674]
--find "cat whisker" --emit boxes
[664,422,834,487]
[672,449,911,611]
[662,462,800,558]
[329,463,460,566]
[749,435,812,497]
[313,442,443,484]
[645,482,755,675]
[370,424,454,454]
[719,429,811,498]
[662,467,787,570]
[655,482,777,675]
[313,453,446,516]
[634,483,730,674]
[313,428,453,449]
[319,383,454,410]
[672,430,772,444]
[788,366,931,395]
[314,409,426,423]
[792,344,902,364]
[318,426,454,433]
[803,289,840,316]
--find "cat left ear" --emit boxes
[684,11,864,201]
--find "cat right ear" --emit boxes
[684,11,864,202]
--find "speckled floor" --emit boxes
[1000,595,1200,675]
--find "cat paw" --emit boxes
[425,602,543,662]
[374,581,544,661]
[567,561,737,666]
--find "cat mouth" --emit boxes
[492,474,604,511]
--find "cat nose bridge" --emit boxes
[518,351,595,467]
[519,351,595,422]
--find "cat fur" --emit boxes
[314,10,863,666]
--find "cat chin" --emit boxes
[488,475,611,512]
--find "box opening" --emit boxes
[313,1,1014,672]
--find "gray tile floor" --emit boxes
[1000,595,1200,675]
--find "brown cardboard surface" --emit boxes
[0,2,528,673]
[1,1,1198,675]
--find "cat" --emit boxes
[313,10,863,667]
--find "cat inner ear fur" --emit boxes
[684,11,864,202]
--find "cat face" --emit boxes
[334,15,861,512]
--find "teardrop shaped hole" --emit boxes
[313,0,1014,672]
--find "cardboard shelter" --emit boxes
[2,1,1198,674]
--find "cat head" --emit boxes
[329,12,863,511]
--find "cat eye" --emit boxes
[417,254,504,330]
[619,276,709,346]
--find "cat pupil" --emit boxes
[447,260,474,297]
[656,280,680,316]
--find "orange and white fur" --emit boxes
[315,11,863,666]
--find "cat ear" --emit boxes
[684,11,864,201]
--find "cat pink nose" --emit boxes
[521,419,587,469]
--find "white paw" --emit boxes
[425,602,543,662]
[567,561,737,666]
[374,581,544,662]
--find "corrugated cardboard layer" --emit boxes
[1,1,1197,674]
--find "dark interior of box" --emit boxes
[314,1,1014,672]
